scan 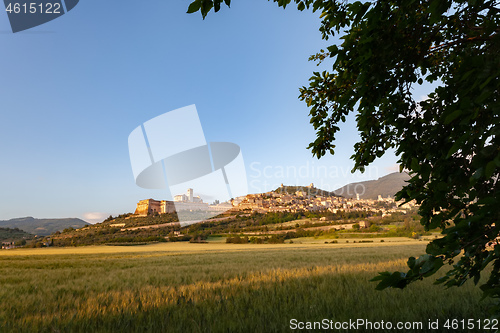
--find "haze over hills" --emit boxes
[333,172,410,200]
[0,217,90,236]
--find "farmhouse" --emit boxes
[1,241,15,249]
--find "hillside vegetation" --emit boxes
[0,227,33,243]
[42,206,431,247]
[0,217,89,236]
[274,185,339,197]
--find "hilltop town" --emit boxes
[5,176,420,248]
[134,183,415,218]
[235,183,415,215]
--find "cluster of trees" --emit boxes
[102,213,133,223]
[251,212,302,225]
[52,226,175,247]
[99,212,178,228]
[225,228,328,244]
[273,185,337,197]
[226,235,287,244]
[0,227,33,242]
[48,213,434,247]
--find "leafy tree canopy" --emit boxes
[187,0,500,315]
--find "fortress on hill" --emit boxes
[134,188,231,216]
[134,199,176,215]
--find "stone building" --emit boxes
[134,199,176,216]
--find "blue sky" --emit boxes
[0,1,431,223]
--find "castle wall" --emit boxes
[135,199,177,215]
[161,200,176,213]
[134,199,152,215]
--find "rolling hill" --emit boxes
[333,172,410,200]
[0,227,34,242]
[0,217,90,236]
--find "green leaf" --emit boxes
[446,136,467,158]
[420,257,443,277]
[186,0,201,13]
[428,0,450,24]
[426,238,446,255]
[435,276,449,285]
[476,89,492,104]
[371,271,407,290]
[407,256,416,269]
[479,76,494,90]
[485,161,496,178]
[353,2,370,23]
[471,167,483,181]
[444,110,462,124]
[473,273,480,285]
[429,214,443,229]
[444,278,458,288]
[460,69,474,82]
[200,0,214,18]
[436,182,448,191]
[411,158,420,171]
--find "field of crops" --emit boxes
[0,241,492,332]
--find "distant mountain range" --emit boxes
[333,172,410,200]
[0,217,90,236]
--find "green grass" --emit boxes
[0,242,492,332]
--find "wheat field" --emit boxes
[0,242,491,332]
